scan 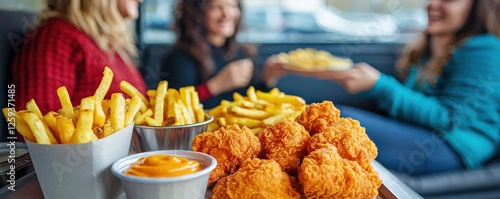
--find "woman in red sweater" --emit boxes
[12,0,146,114]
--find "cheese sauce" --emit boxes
[125,154,202,177]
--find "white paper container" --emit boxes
[26,124,134,199]
[111,150,217,199]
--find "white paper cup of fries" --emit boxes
[111,150,217,199]
[26,123,134,199]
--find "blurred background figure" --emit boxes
[298,0,500,176]
[160,0,282,109]
[12,0,147,114]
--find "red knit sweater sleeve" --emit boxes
[12,21,79,114]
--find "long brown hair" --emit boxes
[396,0,500,84]
[173,0,248,81]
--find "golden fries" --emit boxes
[94,67,113,101]
[56,87,75,122]
[71,97,95,144]
[4,66,142,145]
[124,81,205,126]
[109,93,126,132]
[208,86,306,135]
[277,48,353,70]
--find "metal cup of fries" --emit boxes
[132,114,213,152]
[26,123,134,199]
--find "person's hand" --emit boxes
[207,58,254,96]
[313,62,381,94]
[263,55,288,87]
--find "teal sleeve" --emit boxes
[365,35,500,132]
[365,73,451,130]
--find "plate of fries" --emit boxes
[277,48,353,72]
[208,86,306,135]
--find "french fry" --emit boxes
[20,112,51,144]
[70,97,95,144]
[102,121,114,137]
[102,100,110,115]
[195,108,205,123]
[43,111,59,141]
[145,116,162,126]
[269,87,280,95]
[207,122,220,132]
[125,96,141,126]
[147,90,157,99]
[56,87,75,122]
[179,87,195,122]
[25,100,59,143]
[94,66,113,101]
[94,98,106,127]
[167,89,179,119]
[25,99,43,118]
[2,108,36,142]
[173,101,185,125]
[208,105,225,118]
[110,93,126,131]
[119,80,149,107]
[263,110,298,126]
[247,86,258,102]
[217,117,227,127]
[56,115,75,144]
[227,116,263,128]
[233,92,244,101]
[135,109,153,125]
[139,100,148,113]
[178,100,194,124]
[191,90,201,110]
[228,105,270,120]
[154,81,168,123]
[256,90,305,107]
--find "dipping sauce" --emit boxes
[125,154,202,177]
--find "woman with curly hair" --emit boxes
[160,0,283,108]
[12,0,147,114]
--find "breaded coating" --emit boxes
[298,146,381,199]
[212,158,301,199]
[259,119,310,175]
[295,101,340,135]
[308,118,378,168]
[192,124,261,185]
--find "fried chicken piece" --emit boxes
[259,119,310,175]
[295,101,340,135]
[298,145,382,199]
[212,158,301,199]
[192,124,261,185]
[308,118,378,168]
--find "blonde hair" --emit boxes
[397,0,500,85]
[40,0,138,62]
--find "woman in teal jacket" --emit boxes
[298,0,500,175]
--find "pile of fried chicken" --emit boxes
[192,101,382,199]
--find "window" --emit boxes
[141,0,427,44]
[0,0,44,12]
